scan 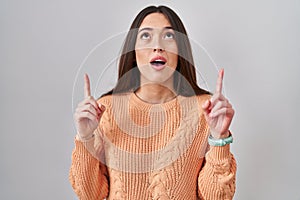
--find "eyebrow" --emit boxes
[138,26,174,33]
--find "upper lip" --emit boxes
[150,56,167,63]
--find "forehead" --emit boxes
[139,13,171,29]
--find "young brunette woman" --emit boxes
[70,5,236,200]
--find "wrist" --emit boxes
[211,130,230,139]
[208,131,233,146]
[219,131,230,139]
[76,132,95,142]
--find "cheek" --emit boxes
[167,53,178,69]
[135,49,149,66]
[165,42,178,69]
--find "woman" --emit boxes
[70,5,236,200]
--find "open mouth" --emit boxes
[150,56,167,70]
[150,60,166,66]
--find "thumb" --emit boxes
[98,103,106,111]
[202,99,210,110]
[202,100,211,119]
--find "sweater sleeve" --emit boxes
[197,144,237,200]
[69,137,109,200]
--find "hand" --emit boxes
[202,69,235,139]
[73,74,106,139]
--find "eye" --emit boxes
[140,32,151,40]
[164,32,175,39]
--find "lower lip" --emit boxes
[151,64,166,71]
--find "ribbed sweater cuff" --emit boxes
[206,144,231,164]
[74,138,94,159]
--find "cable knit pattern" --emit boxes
[69,92,237,200]
[148,170,170,200]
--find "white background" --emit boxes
[1,0,299,199]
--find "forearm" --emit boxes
[69,139,109,200]
[198,144,237,200]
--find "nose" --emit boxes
[152,35,164,52]
[153,48,164,52]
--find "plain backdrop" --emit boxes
[1,0,300,199]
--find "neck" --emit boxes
[135,84,177,104]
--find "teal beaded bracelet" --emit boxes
[208,133,233,146]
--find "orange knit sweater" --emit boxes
[69,93,236,200]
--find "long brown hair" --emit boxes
[101,5,210,97]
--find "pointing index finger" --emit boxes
[84,73,91,98]
[216,68,224,94]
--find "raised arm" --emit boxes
[69,74,109,199]
[198,69,237,199]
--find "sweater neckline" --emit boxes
[129,92,179,112]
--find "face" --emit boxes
[135,13,178,85]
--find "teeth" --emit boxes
[150,58,166,66]
[151,60,165,65]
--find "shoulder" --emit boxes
[195,93,211,104]
[96,92,131,108]
[97,95,112,106]
[180,94,211,105]
[175,93,211,105]
[187,94,211,113]
[177,94,211,114]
